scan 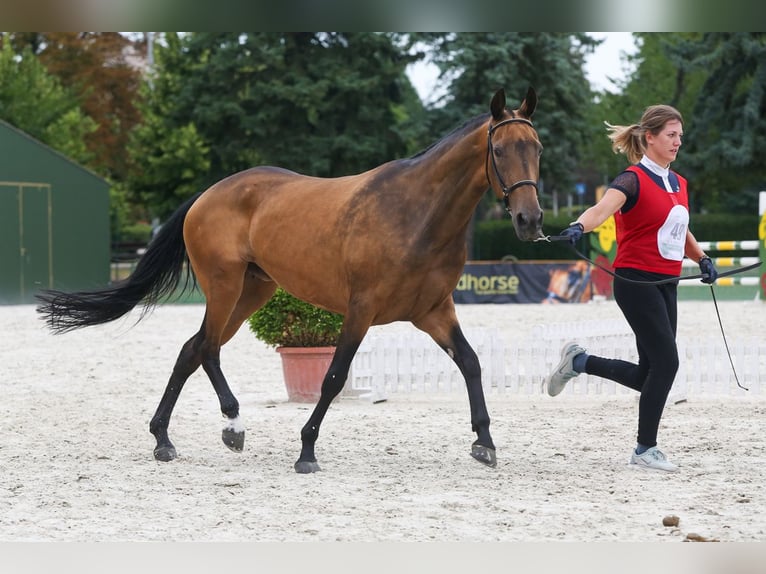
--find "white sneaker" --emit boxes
[629,446,678,472]
[544,341,585,396]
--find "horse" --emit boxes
[36,87,544,473]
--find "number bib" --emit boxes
[656,204,688,261]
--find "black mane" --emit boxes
[408,113,489,160]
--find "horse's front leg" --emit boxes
[448,326,496,467]
[294,325,367,474]
[415,304,496,468]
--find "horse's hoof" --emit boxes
[471,444,497,468]
[154,445,177,462]
[294,460,322,474]
[222,428,245,452]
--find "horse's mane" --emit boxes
[408,113,489,160]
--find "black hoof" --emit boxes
[294,460,322,474]
[471,444,497,468]
[154,445,177,462]
[222,428,245,452]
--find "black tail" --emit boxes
[37,193,203,334]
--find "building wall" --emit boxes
[0,121,110,304]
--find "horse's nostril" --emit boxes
[516,210,543,228]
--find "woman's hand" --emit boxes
[698,256,718,284]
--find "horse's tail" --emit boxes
[37,192,203,334]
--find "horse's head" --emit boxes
[485,87,544,242]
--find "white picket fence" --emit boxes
[347,328,506,401]
[347,320,764,400]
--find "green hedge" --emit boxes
[474,211,578,260]
[688,213,761,243]
[473,212,760,261]
[117,222,153,244]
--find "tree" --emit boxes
[411,32,600,214]
[592,33,765,214]
[587,34,705,189]
[126,32,423,219]
[0,39,96,163]
[8,32,145,182]
[673,33,766,212]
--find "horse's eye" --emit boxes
[493,145,504,157]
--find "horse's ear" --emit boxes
[519,85,537,119]
[490,89,506,120]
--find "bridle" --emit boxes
[485,117,539,215]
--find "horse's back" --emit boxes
[182,166,375,302]
[201,165,378,210]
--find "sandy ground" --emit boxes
[1,298,765,545]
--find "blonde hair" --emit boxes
[605,105,683,165]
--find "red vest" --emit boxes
[613,165,689,275]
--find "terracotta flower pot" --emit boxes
[276,346,336,403]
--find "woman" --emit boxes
[544,104,718,472]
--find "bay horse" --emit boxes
[37,87,544,473]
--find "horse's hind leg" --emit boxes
[149,302,242,461]
[150,329,205,461]
[414,299,496,467]
[192,268,274,455]
[149,263,272,461]
[214,278,277,451]
[149,300,247,461]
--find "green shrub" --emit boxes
[118,222,153,244]
[247,287,344,347]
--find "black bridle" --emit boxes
[485,117,539,214]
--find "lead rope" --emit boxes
[538,234,761,392]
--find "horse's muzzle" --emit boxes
[513,209,544,242]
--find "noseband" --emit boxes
[485,117,539,215]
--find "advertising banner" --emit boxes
[454,261,593,304]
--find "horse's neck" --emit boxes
[412,127,489,242]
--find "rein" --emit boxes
[485,117,539,214]
[538,233,762,391]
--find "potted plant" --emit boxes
[247,287,344,402]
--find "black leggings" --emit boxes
[584,267,679,447]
